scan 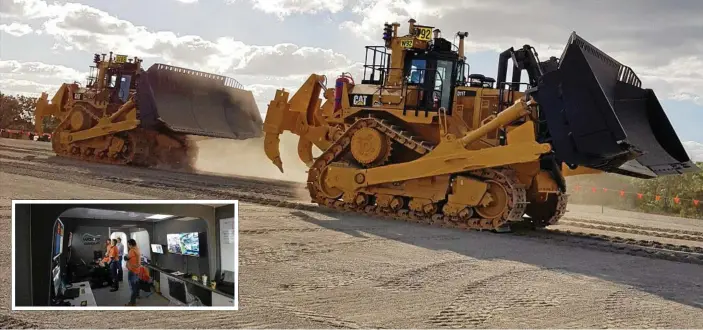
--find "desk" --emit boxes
[144,264,234,307]
[65,281,97,307]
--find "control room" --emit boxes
[13,202,237,308]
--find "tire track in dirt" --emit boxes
[0,314,39,329]
[561,218,703,240]
[426,268,567,328]
[240,239,383,266]
[0,144,54,155]
[375,259,477,293]
[603,288,676,328]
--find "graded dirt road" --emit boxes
[1,138,703,328]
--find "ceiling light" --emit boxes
[146,214,173,220]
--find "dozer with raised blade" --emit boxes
[35,52,263,170]
[262,19,698,231]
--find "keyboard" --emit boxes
[64,288,80,299]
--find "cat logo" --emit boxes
[352,95,369,106]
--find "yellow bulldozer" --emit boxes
[262,19,699,231]
[34,52,263,170]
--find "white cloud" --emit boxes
[229,0,345,18]
[0,22,33,36]
[0,59,88,96]
[0,78,56,97]
[684,141,703,162]
[0,59,85,82]
[0,0,360,114]
[3,0,353,80]
[173,0,198,3]
[250,0,703,104]
[0,0,52,19]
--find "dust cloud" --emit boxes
[189,132,313,183]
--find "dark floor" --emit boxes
[92,265,169,307]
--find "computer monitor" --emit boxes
[52,219,64,261]
[151,244,163,254]
[52,265,61,298]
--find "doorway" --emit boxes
[109,231,128,280]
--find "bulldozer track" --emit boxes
[561,218,703,238]
[44,129,196,171]
[3,147,703,265]
[307,116,529,231]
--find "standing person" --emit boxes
[104,239,111,257]
[108,239,120,292]
[124,239,141,306]
[116,237,124,282]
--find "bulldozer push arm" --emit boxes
[324,98,552,191]
[34,82,140,144]
[263,74,340,172]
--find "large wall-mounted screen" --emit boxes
[166,232,200,257]
[166,234,181,254]
[179,232,200,256]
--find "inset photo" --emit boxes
[12,200,238,310]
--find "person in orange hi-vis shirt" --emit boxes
[108,239,120,292]
[124,239,141,306]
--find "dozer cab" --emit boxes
[262,19,698,231]
[35,52,263,170]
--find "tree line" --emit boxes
[0,92,38,131]
[0,91,58,133]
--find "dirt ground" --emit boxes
[1,138,703,328]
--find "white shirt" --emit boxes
[117,242,124,257]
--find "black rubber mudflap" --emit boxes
[135,63,263,139]
[537,32,698,178]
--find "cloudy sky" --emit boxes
[1,0,702,161]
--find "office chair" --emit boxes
[167,278,203,307]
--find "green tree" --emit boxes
[567,163,703,219]
[0,91,58,132]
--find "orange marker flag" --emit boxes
[602,188,608,192]
[591,187,597,193]
[655,195,661,201]
[674,196,680,204]
[619,190,625,197]
[694,199,700,206]
[637,193,643,199]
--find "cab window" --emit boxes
[409,59,426,84]
[108,75,117,88]
[436,60,454,109]
[119,75,132,102]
